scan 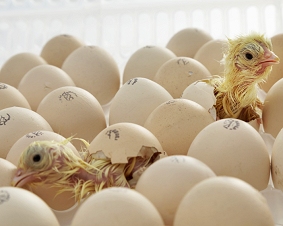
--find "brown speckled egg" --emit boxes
[71,187,164,226]
[154,57,211,98]
[0,107,53,159]
[0,82,31,110]
[144,99,214,156]
[40,34,84,68]
[0,187,60,226]
[166,28,213,58]
[187,118,270,190]
[135,155,216,225]
[0,52,47,87]
[36,86,106,149]
[18,65,76,111]
[109,77,173,126]
[61,45,120,106]
[174,177,274,226]
[262,78,283,138]
[260,33,283,93]
[194,39,227,76]
[122,45,176,83]
[0,158,17,186]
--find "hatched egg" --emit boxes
[18,65,76,111]
[135,155,216,226]
[187,118,270,190]
[61,45,120,106]
[109,77,173,126]
[0,187,60,226]
[0,52,47,87]
[71,187,164,226]
[40,34,84,68]
[36,86,106,149]
[0,107,53,159]
[153,57,211,98]
[0,82,31,110]
[262,78,283,138]
[122,45,176,83]
[194,39,226,76]
[174,177,274,226]
[166,28,213,58]
[0,158,17,186]
[144,99,214,156]
[260,33,283,93]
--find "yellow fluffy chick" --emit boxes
[206,33,279,122]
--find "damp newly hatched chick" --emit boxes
[11,139,160,202]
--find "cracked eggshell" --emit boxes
[88,122,166,164]
[0,82,31,110]
[0,158,17,186]
[187,118,270,191]
[153,57,211,98]
[18,65,76,111]
[144,99,215,156]
[109,77,173,126]
[0,107,53,159]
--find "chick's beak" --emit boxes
[11,168,39,187]
[259,46,280,67]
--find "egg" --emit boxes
[71,187,164,226]
[260,33,283,93]
[262,78,283,138]
[187,118,270,190]
[109,77,173,126]
[18,65,76,111]
[0,82,31,110]
[122,45,176,83]
[0,187,60,226]
[166,28,213,58]
[0,158,17,186]
[0,107,53,159]
[194,39,226,76]
[135,155,216,226]
[144,99,214,156]
[153,57,211,98]
[88,122,166,164]
[36,86,106,149]
[40,34,85,68]
[174,177,274,226]
[0,52,47,87]
[61,45,120,106]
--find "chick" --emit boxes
[12,139,160,202]
[205,33,279,122]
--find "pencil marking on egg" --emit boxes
[0,190,10,204]
[106,129,120,140]
[127,78,138,85]
[170,156,186,163]
[26,131,44,139]
[223,119,240,130]
[0,83,8,89]
[58,91,77,102]
[177,58,190,65]
[0,113,10,126]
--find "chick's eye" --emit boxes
[245,52,253,60]
[32,154,41,163]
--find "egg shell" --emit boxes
[0,158,17,186]
[260,33,283,93]
[144,99,214,156]
[0,187,60,226]
[40,34,85,68]
[88,122,166,164]
[36,86,106,149]
[187,118,270,190]
[0,52,47,87]
[18,65,76,111]
[135,155,216,225]
[194,39,226,76]
[122,45,176,83]
[61,45,120,105]
[271,129,283,191]
[109,77,173,126]
[71,187,164,226]
[173,177,274,226]
[153,57,211,98]
[0,107,53,159]
[262,78,283,138]
[166,28,213,58]
[0,82,31,110]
